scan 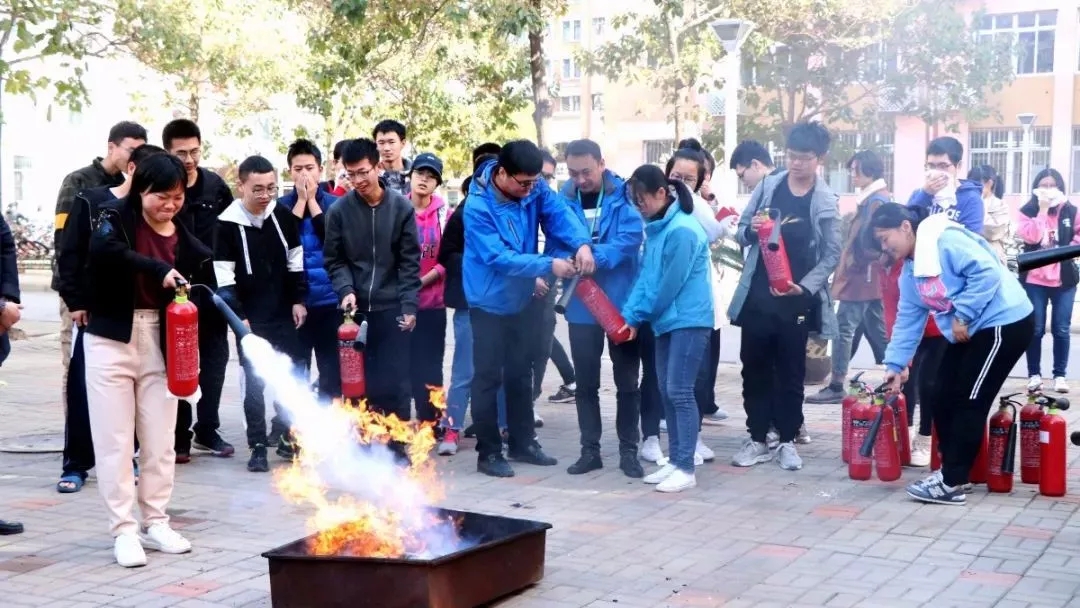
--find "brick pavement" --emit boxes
[1,329,1080,608]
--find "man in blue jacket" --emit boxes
[906,136,984,232]
[282,139,341,402]
[547,139,645,478]
[464,140,595,478]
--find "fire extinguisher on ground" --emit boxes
[555,275,632,344]
[338,309,368,400]
[842,371,869,464]
[166,279,200,397]
[856,386,901,482]
[1039,396,1071,497]
[893,391,911,466]
[756,209,793,291]
[848,394,875,481]
[1020,390,1045,484]
[970,426,990,485]
[987,394,1022,493]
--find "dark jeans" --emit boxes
[694,328,722,417]
[851,321,886,364]
[638,323,663,438]
[741,312,809,444]
[362,307,412,421]
[238,319,300,447]
[568,323,640,455]
[294,305,341,401]
[903,335,948,436]
[471,307,537,459]
[832,300,887,381]
[936,315,1033,487]
[656,328,710,472]
[531,291,574,400]
[1024,283,1075,378]
[410,308,447,423]
[175,325,228,451]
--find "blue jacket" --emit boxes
[278,187,338,309]
[884,221,1033,374]
[907,179,985,233]
[622,202,713,336]
[463,160,591,315]
[545,171,643,325]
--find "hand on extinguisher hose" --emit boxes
[883,368,907,395]
[552,258,577,279]
[292,304,307,329]
[161,269,186,289]
[574,245,596,275]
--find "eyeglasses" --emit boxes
[925,162,954,171]
[668,172,697,187]
[786,152,818,165]
[174,149,201,161]
[251,186,279,198]
[346,167,376,180]
[510,174,540,190]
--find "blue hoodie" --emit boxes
[621,202,713,336]
[544,171,643,325]
[906,179,985,233]
[463,160,590,315]
[278,187,339,309]
[883,219,1032,374]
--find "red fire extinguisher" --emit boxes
[842,371,869,464]
[893,392,912,466]
[970,426,990,485]
[987,394,1021,493]
[930,424,941,472]
[338,311,367,400]
[555,276,632,344]
[859,389,902,482]
[1020,390,1045,484]
[849,395,875,481]
[1039,396,1070,497]
[756,209,793,291]
[166,280,200,397]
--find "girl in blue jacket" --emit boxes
[873,203,1034,506]
[620,165,713,493]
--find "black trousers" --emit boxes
[740,312,810,444]
[175,323,229,451]
[638,323,663,438]
[238,319,300,448]
[471,307,537,459]
[410,308,447,423]
[694,328,722,417]
[294,305,342,401]
[568,323,640,455]
[936,315,1033,487]
[361,307,412,421]
[904,335,948,436]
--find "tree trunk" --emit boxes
[188,89,201,124]
[667,16,682,143]
[529,7,551,150]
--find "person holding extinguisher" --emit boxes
[83,154,215,567]
[875,203,1033,505]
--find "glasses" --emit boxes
[250,186,279,198]
[346,167,376,180]
[669,172,697,187]
[174,149,201,161]
[510,174,540,190]
[925,162,954,171]
[786,152,818,165]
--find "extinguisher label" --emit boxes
[170,323,199,380]
[1040,430,1050,444]
[852,419,872,429]
[1021,421,1040,430]
[989,427,1008,437]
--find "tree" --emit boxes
[578,0,725,143]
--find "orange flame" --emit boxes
[274,386,453,558]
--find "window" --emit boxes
[562,19,581,42]
[561,58,582,79]
[12,156,31,203]
[852,42,898,82]
[824,132,896,194]
[643,139,676,165]
[592,17,605,37]
[1070,128,1080,193]
[591,93,603,112]
[978,11,1056,75]
[969,127,1052,194]
[558,95,581,113]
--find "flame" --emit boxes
[274,386,457,558]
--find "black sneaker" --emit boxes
[566,452,602,475]
[463,424,476,439]
[193,432,235,457]
[508,444,558,466]
[906,474,966,505]
[619,452,645,478]
[276,436,298,461]
[478,454,515,478]
[806,384,845,404]
[0,520,24,535]
[547,384,576,404]
[247,445,270,473]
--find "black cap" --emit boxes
[410,152,443,185]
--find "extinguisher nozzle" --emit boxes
[210,293,251,338]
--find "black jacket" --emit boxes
[86,200,216,345]
[51,158,125,290]
[179,167,233,249]
[438,195,467,310]
[323,182,421,314]
[57,186,121,312]
[0,214,19,304]
[214,200,308,324]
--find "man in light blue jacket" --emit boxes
[546,139,645,478]
[463,140,594,478]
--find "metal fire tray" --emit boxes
[262,508,552,608]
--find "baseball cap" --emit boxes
[410,152,443,185]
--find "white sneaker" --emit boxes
[1054,377,1069,394]
[909,434,932,467]
[1028,375,1043,391]
[139,523,192,554]
[643,463,677,484]
[659,419,668,434]
[640,436,664,463]
[656,452,704,467]
[656,469,696,493]
[695,438,716,462]
[114,533,147,568]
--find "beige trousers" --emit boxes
[85,311,178,537]
[60,300,72,413]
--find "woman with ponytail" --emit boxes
[874,203,1033,505]
[620,165,713,493]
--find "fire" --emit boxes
[274,386,459,558]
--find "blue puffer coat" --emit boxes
[278,187,338,309]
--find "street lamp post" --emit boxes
[710,19,754,205]
[1018,113,1036,193]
